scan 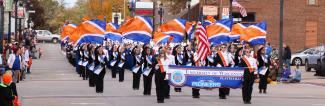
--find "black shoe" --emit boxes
[119,80,124,82]
[259,89,262,93]
[164,96,170,99]
[219,96,226,99]
[89,85,95,87]
[192,95,200,99]
[244,101,251,104]
[133,88,139,90]
[157,100,164,103]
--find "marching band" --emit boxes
[66,40,267,104]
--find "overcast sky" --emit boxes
[63,0,77,8]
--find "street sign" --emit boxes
[17,6,25,18]
[222,7,230,19]
[203,5,218,16]
[135,10,153,15]
[4,0,14,12]
[135,2,153,9]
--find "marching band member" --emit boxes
[215,44,233,99]
[109,44,119,78]
[154,47,171,103]
[142,46,155,95]
[117,45,126,82]
[81,43,90,80]
[87,44,96,87]
[206,44,217,67]
[240,48,258,104]
[172,45,183,92]
[184,44,201,98]
[132,46,143,90]
[257,46,270,94]
[234,47,244,67]
[94,46,107,93]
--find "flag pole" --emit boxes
[229,0,233,20]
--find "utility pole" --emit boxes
[14,0,18,41]
[229,0,233,20]
[0,2,4,52]
[278,0,284,81]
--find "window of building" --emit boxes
[305,21,318,48]
[307,0,318,5]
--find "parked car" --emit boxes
[315,52,325,76]
[291,45,325,71]
[35,30,60,43]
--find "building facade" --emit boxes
[184,0,325,52]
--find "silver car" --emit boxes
[291,45,325,71]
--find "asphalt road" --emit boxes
[17,43,325,106]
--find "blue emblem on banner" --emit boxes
[171,70,186,86]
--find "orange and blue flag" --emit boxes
[186,21,196,41]
[71,19,106,45]
[119,16,153,44]
[61,24,77,42]
[159,18,186,43]
[244,21,267,45]
[203,16,216,26]
[153,31,170,45]
[106,22,119,32]
[206,19,232,45]
[105,31,123,42]
[230,23,247,41]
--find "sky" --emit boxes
[63,0,77,8]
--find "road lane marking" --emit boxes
[70,102,106,105]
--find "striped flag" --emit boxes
[232,0,247,17]
[195,22,210,61]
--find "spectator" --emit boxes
[265,42,272,57]
[7,47,23,83]
[289,64,301,83]
[283,44,292,70]
[280,64,291,82]
[0,72,15,106]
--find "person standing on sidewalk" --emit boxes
[0,72,15,106]
[7,48,23,83]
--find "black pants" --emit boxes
[242,70,255,103]
[95,69,106,92]
[143,71,154,95]
[118,68,125,82]
[219,88,229,98]
[132,71,141,89]
[155,71,169,102]
[88,69,95,87]
[111,66,117,78]
[192,88,200,97]
[81,66,86,80]
[259,72,269,91]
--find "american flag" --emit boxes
[232,0,248,17]
[195,22,210,61]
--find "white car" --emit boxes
[35,30,61,43]
[291,45,325,71]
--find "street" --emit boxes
[17,43,325,106]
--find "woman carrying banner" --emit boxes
[172,45,184,92]
[132,46,143,90]
[257,46,270,94]
[240,48,258,104]
[94,46,107,93]
[215,44,234,99]
[142,46,154,95]
[154,47,171,103]
[184,44,200,98]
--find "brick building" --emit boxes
[182,0,325,52]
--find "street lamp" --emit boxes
[158,3,163,25]
[278,0,284,81]
[187,0,191,21]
